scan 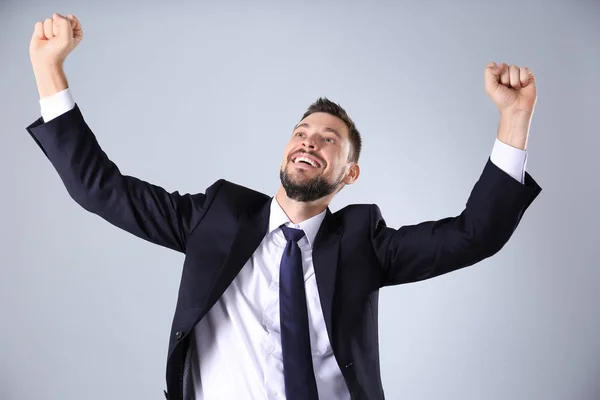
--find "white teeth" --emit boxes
[294,156,318,167]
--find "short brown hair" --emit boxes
[301,97,362,163]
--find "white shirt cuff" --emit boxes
[39,88,75,123]
[490,138,527,184]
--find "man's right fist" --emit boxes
[30,13,83,66]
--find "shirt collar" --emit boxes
[267,197,326,249]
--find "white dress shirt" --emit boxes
[39,88,528,399]
[190,198,347,399]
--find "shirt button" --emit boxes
[270,281,279,290]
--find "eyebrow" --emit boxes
[294,123,342,138]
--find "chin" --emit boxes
[284,171,308,184]
[287,166,320,180]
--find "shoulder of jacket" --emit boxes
[333,203,379,217]
[211,179,271,209]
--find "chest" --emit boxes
[214,234,334,353]
[232,234,325,329]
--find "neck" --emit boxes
[275,186,331,224]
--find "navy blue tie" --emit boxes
[279,226,319,400]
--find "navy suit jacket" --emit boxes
[26,105,541,399]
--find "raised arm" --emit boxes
[27,13,218,253]
[373,62,543,286]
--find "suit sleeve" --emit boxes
[25,104,221,253]
[371,158,542,287]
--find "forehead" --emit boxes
[295,112,349,138]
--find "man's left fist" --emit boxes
[484,62,537,115]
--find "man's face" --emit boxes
[280,112,356,202]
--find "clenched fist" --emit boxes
[485,62,537,115]
[30,13,82,67]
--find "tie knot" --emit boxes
[280,226,305,243]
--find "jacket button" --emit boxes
[175,331,183,340]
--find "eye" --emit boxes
[324,137,335,144]
[295,131,305,137]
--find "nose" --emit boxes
[302,135,318,150]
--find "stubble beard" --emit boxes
[279,163,344,202]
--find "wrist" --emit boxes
[500,109,533,122]
[497,111,532,150]
[32,61,69,98]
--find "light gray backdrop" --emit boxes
[1,0,598,399]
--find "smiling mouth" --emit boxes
[290,153,322,168]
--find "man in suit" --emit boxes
[27,13,541,400]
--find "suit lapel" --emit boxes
[312,209,343,339]
[203,200,343,342]
[207,199,271,307]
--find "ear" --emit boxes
[343,163,360,185]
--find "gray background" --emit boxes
[1,0,599,399]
